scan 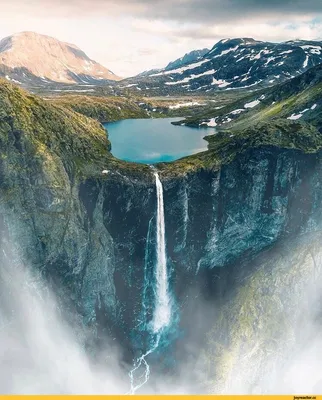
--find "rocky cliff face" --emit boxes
[1,80,322,376]
[81,146,322,354]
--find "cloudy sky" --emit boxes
[0,0,322,77]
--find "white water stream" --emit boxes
[129,171,172,394]
[151,171,171,333]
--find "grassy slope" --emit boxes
[0,80,151,182]
[3,67,322,182]
[46,91,248,122]
[157,65,322,177]
[176,64,322,130]
[49,95,149,122]
[158,118,322,178]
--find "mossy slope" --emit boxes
[205,231,322,393]
[176,63,322,131]
[50,94,149,123]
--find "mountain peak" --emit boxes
[0,31,121,84]
[125,37,322,95]
[164,48,209,71]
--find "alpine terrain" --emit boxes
[0,31,121,86]
[0,18,322,396]
[120,38,322,95]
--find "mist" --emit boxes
[204,232,322,395]
[0,230,322,394]
[0,242,202,394]
[0,250,130,394]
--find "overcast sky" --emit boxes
[0,0,322,77]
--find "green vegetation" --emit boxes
[0,80,110,177]
[45,91,246,121]
[204,231,322,392]
[158,66,322,177]
[49,95,149,122]
[3,65,322,183]
[0,80,151,183]
[175,64,322,130]
[158,118,322,178]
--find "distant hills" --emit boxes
[120,38,322,95]
[2,33,322,96]
[0,31,121,85]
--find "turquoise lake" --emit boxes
[104,118,215,164]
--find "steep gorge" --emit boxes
[1,80,322,392]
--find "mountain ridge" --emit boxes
[0,31,121,85]
[120,37,322,95]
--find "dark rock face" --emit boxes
[75,146,322,356]
[2,126,322,359]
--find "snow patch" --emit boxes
[169,101,207,109]
[244,99,261,108]
[219,81,232,88]
[212,77,231,87]
[250,50,263,60]
[212,45,239,58]
[287,106,314,120]
[165,69,216,85]
[150,59,210,76]
[205,118,217,127]
[301,45,322,55]
[230,109,245,115]
[287,113,302,120]
[280,50,294,55]
[222,117,232,124]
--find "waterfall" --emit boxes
[182,183,189,249]
[151,171,171,333]
[128,171,172,394]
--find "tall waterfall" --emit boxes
[129,171,172,394]
[151,172,171,333]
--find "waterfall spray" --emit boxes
[128,170,172,394]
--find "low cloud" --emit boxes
[1,0,322,23]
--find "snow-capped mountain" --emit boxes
[121,38,322,94]
[164,48,209,71]
[136,48,209,78]
[0,31,121,85]
[176,61,322,131]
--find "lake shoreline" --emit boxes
[104,117,215,164]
